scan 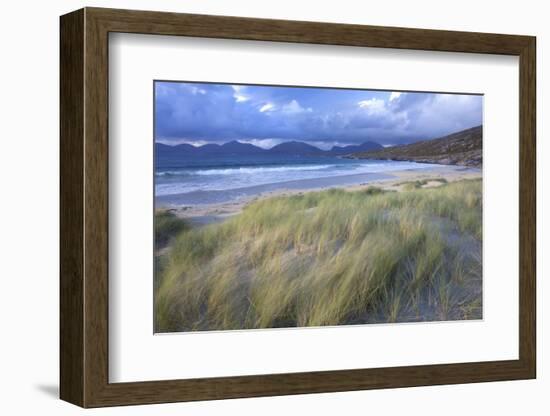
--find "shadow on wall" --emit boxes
[35,384,58,399]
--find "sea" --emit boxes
[155,154,440,206]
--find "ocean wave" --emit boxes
[156,164,336,177]
[154,161,441,196]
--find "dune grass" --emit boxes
[155,210,189,248]
[155,179,482,332]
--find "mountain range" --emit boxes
[347,125,482,167]
[155,139,383,157]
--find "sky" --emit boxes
[155,81,483,149]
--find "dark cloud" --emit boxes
[155,82,482,147]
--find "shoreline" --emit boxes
[158,165,482,228]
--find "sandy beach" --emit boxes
[155,166,483,331]
[157,165,482,228]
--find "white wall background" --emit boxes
[0,0,545,414]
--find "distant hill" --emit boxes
[347,125,482,167]
[220,140,266,155]
[155,139,384,157]
[269,141,324,155]
[330,141,383,155]
[156,142,197,153]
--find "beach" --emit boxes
[155,171,483,331]
[156,164,482,228]
[152,82,484,332]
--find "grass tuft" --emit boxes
[155,210,189,248]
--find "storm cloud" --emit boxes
[155,81,482,148]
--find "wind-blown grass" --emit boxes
[155,211,189,248]
[155,179,482,332]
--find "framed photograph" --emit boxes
[60,7,536,407]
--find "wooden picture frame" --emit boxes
[60,7,536,408]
